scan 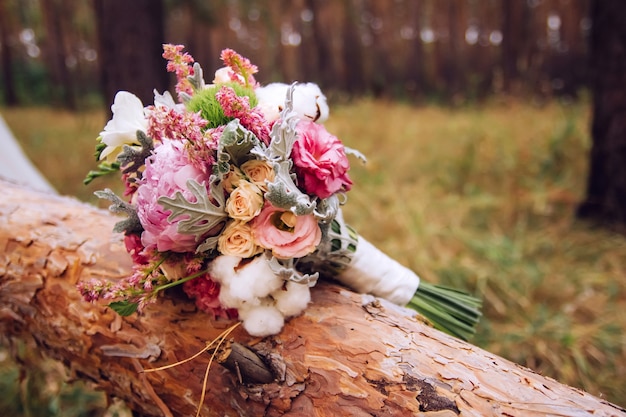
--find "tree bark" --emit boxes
[1,179,624,417]
[577,0,626,229]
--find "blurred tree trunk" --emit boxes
[2,179,626,416]
[0,0,18,105]
[577,0,626,230]
[40,0,77,109]
[94,0,168,113]
[501,0,524,94]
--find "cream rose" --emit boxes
[217,220,262,258]
[222,166,245,193]
[241,159,275,191]
[226,181,264,221]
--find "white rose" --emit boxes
[99,91,148,162]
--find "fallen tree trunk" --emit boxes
[1,179,624,417]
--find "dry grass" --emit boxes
[2,97,625,409]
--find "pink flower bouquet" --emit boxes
[80,45,481,340]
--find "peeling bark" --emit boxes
[1,179,624,417]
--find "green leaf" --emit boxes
[157,179,227,252]
[407,282,482,341]
[83,161,120,185]
[108,300,139,316]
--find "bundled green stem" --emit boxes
[407,283,482,341]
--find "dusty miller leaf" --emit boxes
[94,188,142,234]
[157,179,227,252]
[265,161,316,215]
[117,130,154,175]
[218,119,262,168]
[265,83,300,162]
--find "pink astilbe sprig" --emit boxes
[163,44,195,98]
[147,105,218,172]
[220,48,259,88]
[216,86,271,145]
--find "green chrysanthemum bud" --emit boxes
[186,82,258,129]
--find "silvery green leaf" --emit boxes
[117,130,154,175]
[153,89,177,108]
[196,235,221,254]
[219,119,261,167]
[266,83,300,162]
[94,188,142,234]
[158,179,227,249]
[188,62,206,91]
[345,145,367,164]
[266,255,319,287]
[265,161,316,215]
[314,194,340,223]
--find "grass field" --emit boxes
[2,97,625,413]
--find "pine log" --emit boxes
[1,179,624,417]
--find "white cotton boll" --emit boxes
[293,83,329,123]
[255,82,329,123]
[238,304,285,337]
[255,83,289,123]
[217,283,244,310]
[228,256,283,303]
[207,255,242,286]
[273,281,311,317]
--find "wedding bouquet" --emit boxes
[79,45,481,340]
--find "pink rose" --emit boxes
[251,204,322,259]
[135,141,211,253]
[291,120,352,199]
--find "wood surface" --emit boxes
[1,179,624,416]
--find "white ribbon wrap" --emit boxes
[336,236,420,306]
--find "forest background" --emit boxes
[2,0,626,416]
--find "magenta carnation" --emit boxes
[291,120,353,199]
[183,274,238,320]
[135,141,211,252]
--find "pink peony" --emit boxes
[135,141,211,252]
[250,204,321,259]
[291,120,352,199]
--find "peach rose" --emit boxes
[226,180,264,221]
[218,220,263,258]
[241,159,275,191]
[251,204,322,259]
[222,166,245,193]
